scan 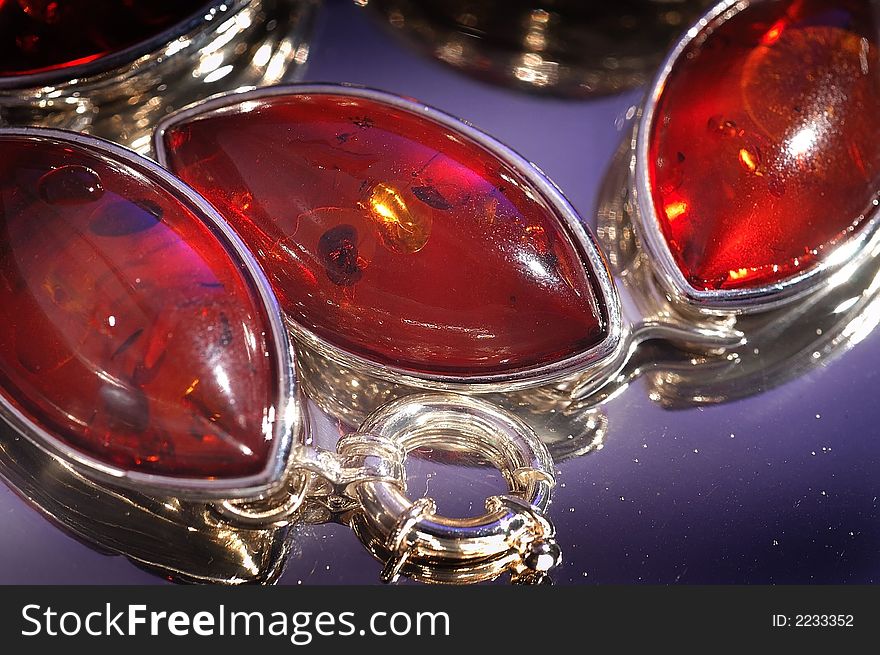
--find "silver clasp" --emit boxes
[219,393,560,584]
[338,394,560,584]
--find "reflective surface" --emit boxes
[1,0,878,584]
[294,339,609,464]
[648,0,880,292]
[0,0,210,76]
[160,89,609,379]
[0,419,295,584]
[363,0,714,97]
[0,134,280,480]
[599,129,880,410]
[327,393,559,584]
[0,0,319,151]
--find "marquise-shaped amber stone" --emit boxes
[648,0,880,291]
[161,92,608,377]
[0,135,280,479]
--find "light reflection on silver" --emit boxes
[342,394,559,584]
[592,123,880,409]
[293,339,608,464]
[0,0,319,152]
[361,0,714,97]
[0,418,295,584]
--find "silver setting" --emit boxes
[363,0,716,98]
[153,83,623,393]
[634,0,880,314]
[338,393,559,584]
[0,417,296,584]
[0,127,302,501]
[0,0,318,152]
[294,336,611,463]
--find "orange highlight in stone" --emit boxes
[367,183,432,254]
[738,148,761,174]
[664,200,688,221]
[761,20,786,46]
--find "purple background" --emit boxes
[0,0,877,584]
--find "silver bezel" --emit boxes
[634,0,880,314]
[0,0,243,91]
[153,83,623,392]
[0,127,300,500]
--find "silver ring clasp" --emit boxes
[338,393,560,584]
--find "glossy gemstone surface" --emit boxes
[161,92,608,377]
[648,0,880,291]
[0,135,280,479]
[0,1,209,77]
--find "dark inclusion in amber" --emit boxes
[649,0,880,292]
[0,135,280,479]
[0,1,209,77]
[162,93,608,377]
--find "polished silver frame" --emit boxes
[153,83,623,392]
[0,0,239,91]
[634,0,880,313]
[0,127,301,500]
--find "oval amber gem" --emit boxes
[160,92,608,378]
[648,0,880,291]
[0,134,282,480]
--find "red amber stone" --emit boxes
[0,1,209,77]
[0,135,280,479]
[648,0,880,291]
[161,92,608,377]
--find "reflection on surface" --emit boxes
[0,0,211,77]
[0,419,295,584]
[0,0,319,151]
[361,0,713,96]
[595,125,880,408]
[295,340,607,462]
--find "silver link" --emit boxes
[220,393,561,584]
